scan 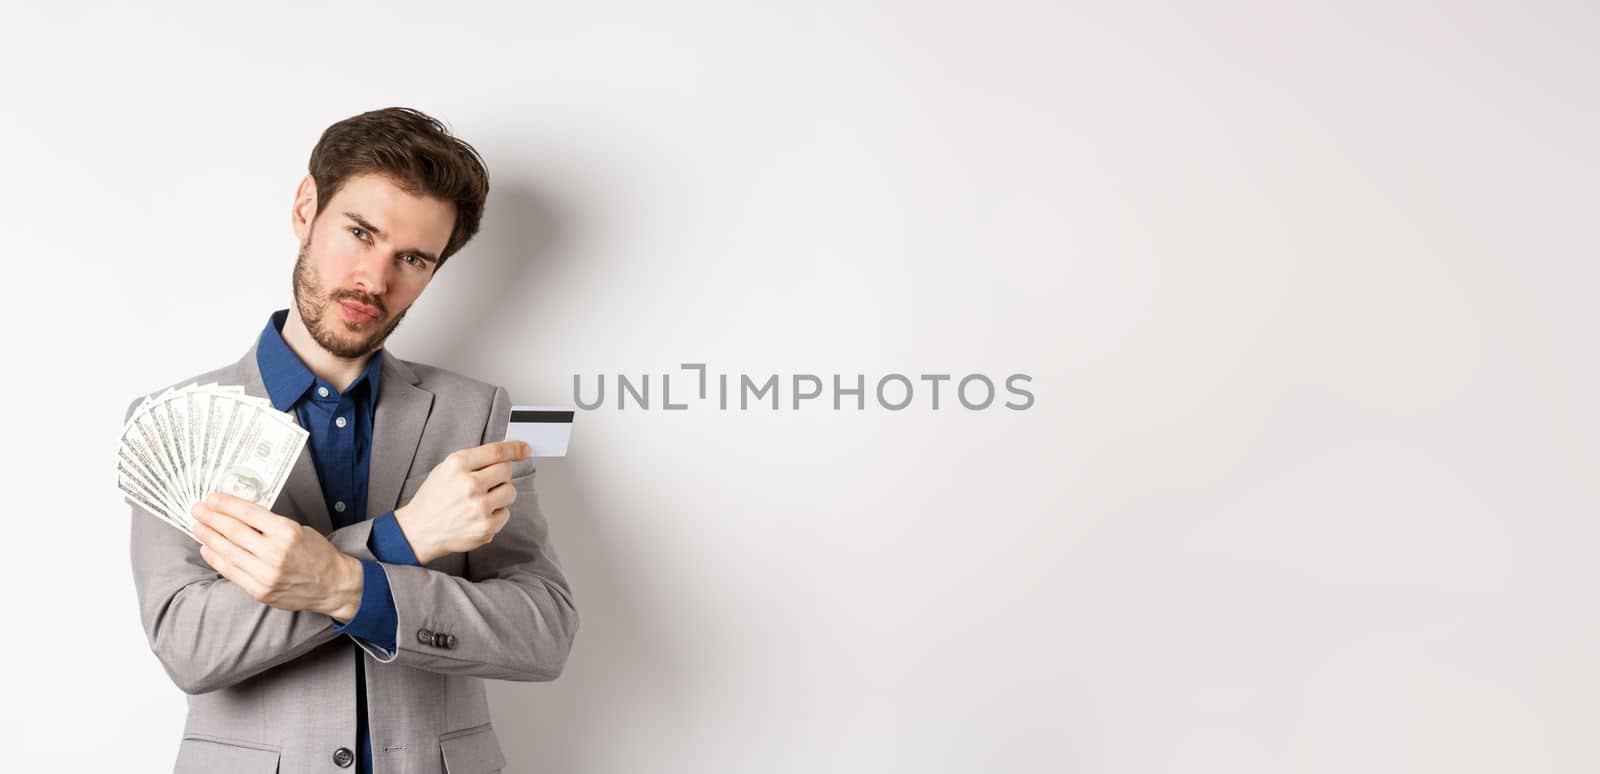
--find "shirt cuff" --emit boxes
[368,510,421,566]
[331,558,398,655]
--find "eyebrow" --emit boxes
[343,211,440,264]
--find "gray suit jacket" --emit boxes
[126,336,580,774]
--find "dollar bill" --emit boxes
[116,383,308,538]
[211,401,305,509]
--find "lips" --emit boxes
[338,299,380,324]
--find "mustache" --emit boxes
[331,291,385,317]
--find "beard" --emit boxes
[292,231,408,359]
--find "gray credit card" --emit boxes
[505,405,575,457]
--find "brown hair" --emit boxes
[307,107,490,269]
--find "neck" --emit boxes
[282,304,376,393]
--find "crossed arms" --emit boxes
[127,385,579,694]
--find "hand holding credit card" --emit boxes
[504,405,575,456]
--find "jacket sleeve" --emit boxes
[125,395,343,695]
[326,384,581,680]
[324,513,419,658]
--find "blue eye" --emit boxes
[401,254,421,267]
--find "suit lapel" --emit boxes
[367,351,433,522]
[282,425,334,534]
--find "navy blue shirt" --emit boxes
[257,308,423,774]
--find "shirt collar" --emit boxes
[256,308,384,412]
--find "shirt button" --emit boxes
[317,386,330,398]
[335,416,348,428]
[334,501,346,513]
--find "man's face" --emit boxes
[290,172,456,359]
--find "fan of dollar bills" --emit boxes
[115,383,309,540]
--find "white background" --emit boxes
[4,1,1598,771]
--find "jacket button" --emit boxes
[431,632,449,648]
[332,746,354,767]
[417,628,434,645]
[443,633,457,649]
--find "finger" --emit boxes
[485,479,517,510]
[194,520,275,589]
[206,492,293,536]
[194,506,273,558]
[199,542,265,599]
[456,440,530,471]
[198,543,223,573]
[470,460,514,491]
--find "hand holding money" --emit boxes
[191,491,365,621]
[394,440,531,564]
[116,382,310,540]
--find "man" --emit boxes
[125,107,579,774]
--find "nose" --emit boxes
[351,246,392,297]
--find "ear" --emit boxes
[291,174,318,241]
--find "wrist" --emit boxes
[325,554,364,622]
[393,504,438,565]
